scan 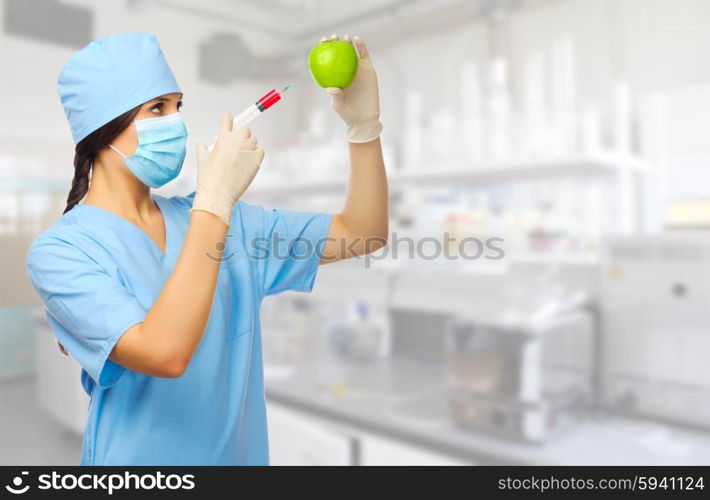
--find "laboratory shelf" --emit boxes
[392,152,645,187]
[247,152,646,198]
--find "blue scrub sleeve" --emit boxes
[254,206,333,296]
[26,236,147,389]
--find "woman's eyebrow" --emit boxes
[149,96,183,103]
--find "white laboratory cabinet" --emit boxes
[600,234,710,430]
[266,403,354,465]
[358,433,472,466]
[266,401,471,466]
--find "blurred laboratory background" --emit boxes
[2,0,710,465]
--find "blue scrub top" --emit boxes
[25,191,333,465]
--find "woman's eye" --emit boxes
[150,101,182,113]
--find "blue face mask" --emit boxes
[109,111,188,188]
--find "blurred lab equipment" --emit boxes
[387,264,597,442]
[445,307,595,443]
[261,296,314,377]
[600,233,710,431]
[326,301,390,363]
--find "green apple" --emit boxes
[308,40,358,89]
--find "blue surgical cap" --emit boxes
[57,32,182,144]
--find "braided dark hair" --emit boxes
[63,104,143,214]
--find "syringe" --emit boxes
[208,84,291,152]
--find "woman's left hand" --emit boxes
[321,34,383,143]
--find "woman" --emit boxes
[25,32,387,465]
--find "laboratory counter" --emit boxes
[263,356,710,466]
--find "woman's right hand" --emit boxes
[188,112,265,226]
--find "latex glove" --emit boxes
[188,112,265,227]
[321,34,383,143]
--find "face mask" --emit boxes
[109,111,188,188]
